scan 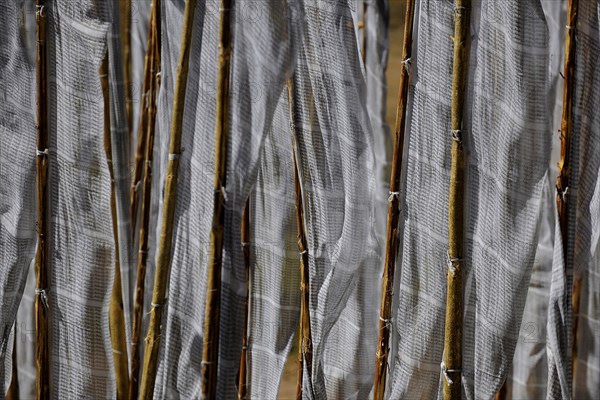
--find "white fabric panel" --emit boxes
[290,1,381,398]
[390,1,552,398]
[45,2,115,396]
[153,1,295,397]
[0,0,38,393]
[547,2,600,398]
[247,95,300,399]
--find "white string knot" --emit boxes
[560,186,569,201]
[379,316,393,329]
[451,129,463,143]
[36,5,45,18]
[241,241,250,248]
[401,57,412,72]
[446,252,461,275]
[36,148,49,157]
[566,25,575,30]
[156,71,162,78]
[35,288,49,310]
[388,191,400,202]
[441,361,461,386]
[218,186,228,203]
[299,249,308,256]
[168,153,180,161]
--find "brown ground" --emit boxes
[277,2,406,398]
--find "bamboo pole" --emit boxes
[237,200,251,400]
[284,80,313,400]
[130,1,158,236]
[129,1,161,398]
[101,54,131,400]
[555,0,579,378]
[443,1,471,399]
[372,1,415,398]
[139,0,196,397]
[200,0,232,396]
[120,0,133,142]
[35,1,50,397]
[361,0,367,65]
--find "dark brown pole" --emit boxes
[555,0,579,379]
[372,1,416,398]
[443,1,471,399]
[139,0,196,398]
[35,1,50,398]
[237,201,251,400]
[129,1,161,398]
[201,0,233,396]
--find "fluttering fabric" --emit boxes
[389,1,552,398]
[546,2,600,398]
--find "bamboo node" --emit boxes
[450,129,463,143]
[36,148,49,157]
[441,361,461,386]
[446,252,461,275]
[35,288,49,310]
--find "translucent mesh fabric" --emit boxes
[547,2,600,398]
[289,2,381,398]
[0,0,37,391]
[247,95,300,399]
[44,1,115,396]
[390,1,552,398]
[153,1,295,397]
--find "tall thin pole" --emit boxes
[285,81,313,400]
[101,54,131,400]
[139,0,197,398]
[130,0,158,236]
[200,0,232,396]
[120,0,133,143]
[372,1,416,398]
[237,200,251,400]
[555,0,579,378]
[130,1,161,398]
[443,1,471,399]
[35,1,50,398]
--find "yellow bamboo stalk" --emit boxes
[237,201,251,400]
[129,1,161,398]
[101,54,131,400]
[443,1,471,399]
[373,1,416,398]
[130,1,158,236]
[284,80,313,400]
[200,0,232,396]
[35,1,50,397]
[555,0,579,378]
[139,0,197,398]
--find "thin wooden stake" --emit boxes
[443,1,471,399]
[130,1,158,236]
[237,200,251,400]
[200,0,232,396]
[129,1,161,398]
[555,0,579,378]
[119,0,133,142]
[285,80,313,400]
[35,1,50,397]
[373,1,416,398]
[101,54,131,400]
[139,0,197,398]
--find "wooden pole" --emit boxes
[443,1,471,399]
[555,0,579,378]
[101,54,131,400]
[35,1,50,397]
[200,0,232,396]
[139,0,196,398]
[284,80,313,400]
[119,0,133,143]
[372,1,415,398]
[237,200,251,400]
[129,1,161,398]
[130,1,158,236]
